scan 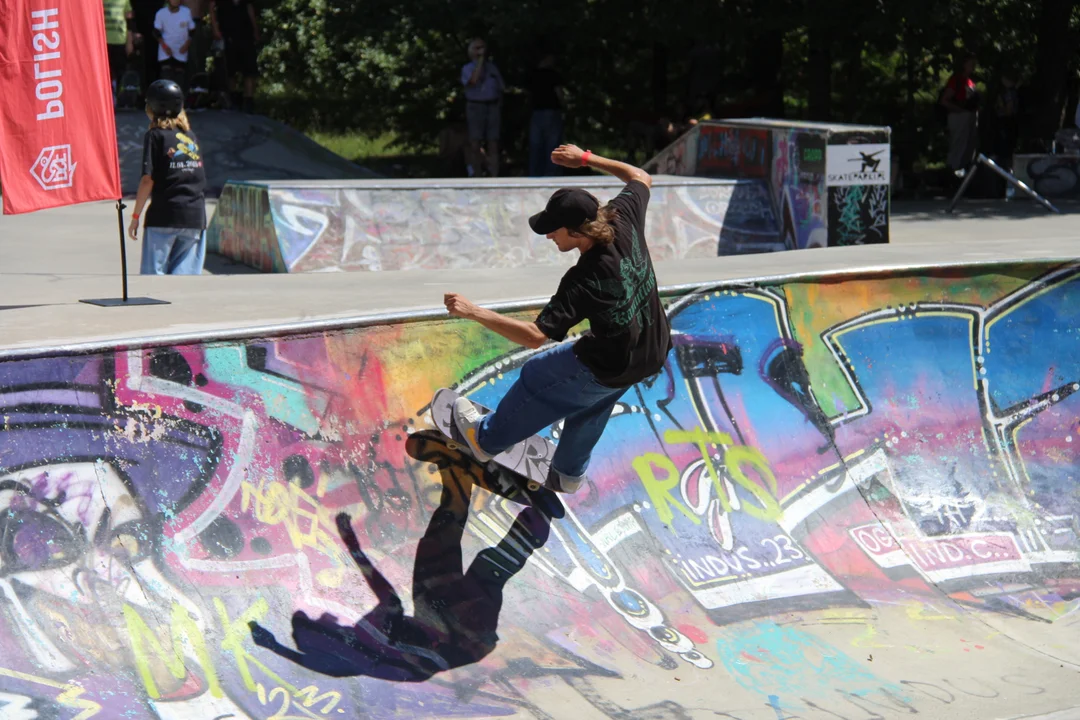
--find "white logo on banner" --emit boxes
[30,145,77,190]
[826,143,890,187]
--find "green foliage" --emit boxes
[257,0,1080,167]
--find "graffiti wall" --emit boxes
[1014,153,1080,198]
[646,120,891,252]
[826,130,891,246]
[2,261,1079,719]
[771,128,828,250]
[696,125,771,178]
[208,179,776,273]
[212,182,288,272]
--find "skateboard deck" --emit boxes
[430,387,556,491]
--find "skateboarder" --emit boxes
[445,144,670,493]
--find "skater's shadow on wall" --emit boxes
[249,437,563,681]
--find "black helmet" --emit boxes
[146,79,184,118]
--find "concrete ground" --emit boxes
[0,195,1077,354]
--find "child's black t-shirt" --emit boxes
[535,180,672,388]
[141,127,206,229]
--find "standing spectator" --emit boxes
[527,52,565,177]
[184,0,212,78]
[103,0,134,105]
[132,0,163,95]
[939,52,980,176]
[128,79,208,275]
[461,38,504,178]
[210,0,261,113]
[154,0,195,92]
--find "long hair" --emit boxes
[148,109,191,132]
[573,205,618,245]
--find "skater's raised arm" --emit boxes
[445,293,548,349]
[551,144,651,188]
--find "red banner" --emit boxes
[0,0,121,214]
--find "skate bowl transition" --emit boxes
[1,259,1079,719]
[115,110,376,196]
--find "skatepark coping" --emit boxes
[1,234,1076,359]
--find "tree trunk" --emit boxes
[807,23,832,121]
[747,29,785,117]
[652,42,669,117]
[843,41,863,122]
[1030,0,1075,143]
[901,23,917,178]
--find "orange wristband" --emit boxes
[581,150,592,166]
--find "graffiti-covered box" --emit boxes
[645,118,892,252]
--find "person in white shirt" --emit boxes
[154,0,195,91]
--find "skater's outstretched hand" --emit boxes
[551,144,586,168]
[445,292,480,320]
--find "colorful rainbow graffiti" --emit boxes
[0,262,1078,719]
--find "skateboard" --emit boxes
[429,387,556,492]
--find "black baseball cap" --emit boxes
[529,188,600,234]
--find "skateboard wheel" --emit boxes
[527,481,541,492]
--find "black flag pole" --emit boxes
[79,198,169,307]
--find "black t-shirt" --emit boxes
[529,67,563,111]
[214,0,254,39]
[535,181,671,388]
[141,127,207,229]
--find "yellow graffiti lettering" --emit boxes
[215,596,270,692]
[663,428,735,512]
[0,667,101,719]
[724,445,782,521]
[124,602,221,700]
[632,453,700,526]
[241,479,328,554]
[293,686,342,714]
[215,597,341,716]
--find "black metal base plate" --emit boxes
[78,297,171,307]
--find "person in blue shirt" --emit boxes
[460,38,504,178]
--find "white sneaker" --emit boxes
[548,468,586,494]
[452,397,493,462]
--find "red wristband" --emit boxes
[581,150,592,167]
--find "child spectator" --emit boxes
[154,0,195,91]
[128,79,208,275]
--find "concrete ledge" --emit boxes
[1,235,1076,358]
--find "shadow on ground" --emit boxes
[250,439,565,681]
[203,252,263,275]
[892,198,1080,221]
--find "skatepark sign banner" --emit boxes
[0,1,121,214]
[825,143,890,187]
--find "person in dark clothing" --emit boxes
[940,52,980,174]
[132,0,165,94]
[527,53,565,176]
[210,0,261,112]
[445,145,668,493]
[127,79,208,275]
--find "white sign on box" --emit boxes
[826,143,890,187]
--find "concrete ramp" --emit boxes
[116,110,375,196]
[206,176,780,273]
[1,260,1079,719]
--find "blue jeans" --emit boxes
[528,110,563,177]
[141,227,206,275]
[476,342,628,478]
